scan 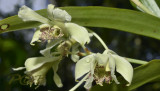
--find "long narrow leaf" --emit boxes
[0,10,47,33]
[0,7,160,40]
[129,59,160,90]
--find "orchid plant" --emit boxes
[1,0,160,91]
[11,4,133,90]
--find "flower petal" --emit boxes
[65,23,90,47]
[25,57,59,72]
[52,8,71,22]
[113,55,133,86]
[30,29,41,46]
[71,43,80,62]
[40,39,62,57]
[12,67,25,71]
[108,55,120,84]
[84,74,94,89]
[84,59,95,89]
[18,5,49,24]
[75,54,95,80]
[47,4,55,21]
[95,53,108,66]
[52,61,63,87]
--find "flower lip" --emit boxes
[39,24,64,41]
[94,65,112,86]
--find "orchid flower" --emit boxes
[18,4,91,61]
[12,48,63,88]
[18,4,90,47]
[70,50,133,90]
[13,4,91,88]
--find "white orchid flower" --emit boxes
[13,40,64,88]
[13,4,91,88]
[18,4,90,47]
[72,50,133,90]
[18,4,91,62]
[13,55,63,88]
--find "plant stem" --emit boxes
[69,73,90,91]
[88,30,148,65]
[90,32,109,50]
[131,0,155,16]
[125,58,148,65]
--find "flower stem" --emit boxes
[88,30,148,65]
[131,0,155,16]
[125,57,148,65]
[89,31,109,51]
[69,73,90,91]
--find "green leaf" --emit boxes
[65,7,160,40]
[129,59,160,90]
[1,7,160,40]
[0,9,47,33]
[91,82,128,91]
[155,0,160,8]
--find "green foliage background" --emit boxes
[0,0,160,91]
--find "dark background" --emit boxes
[0,0,160,91]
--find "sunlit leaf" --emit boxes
[91,82,128,91]
[129,59,160,90]
[1,7,160,40]
[0,9,46,33]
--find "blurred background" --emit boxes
[0,0,160,91]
